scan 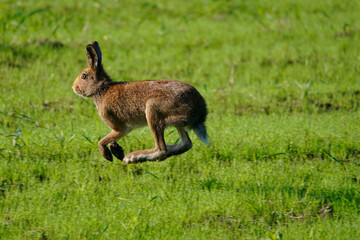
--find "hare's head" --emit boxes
[73,41,111,97]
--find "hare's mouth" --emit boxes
[72,86,87,97]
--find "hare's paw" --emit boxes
[99,145,113,162]
[122,153,138,164]
[123,152,147,164]
[123,149,168,164]
[122,155,132,164]
[109,142,124,160]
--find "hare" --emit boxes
[72,41,209,164]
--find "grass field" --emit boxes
[1,0,360,239]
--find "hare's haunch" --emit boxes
[73,41,209,164]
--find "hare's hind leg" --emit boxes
[166,127,193,157]
[123,126,193,164]
[123,100,168,164]
[98,130,125,162]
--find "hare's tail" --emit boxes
[193,123,210,145]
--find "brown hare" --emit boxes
[72,41,209,164]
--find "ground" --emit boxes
[0,0,360,239]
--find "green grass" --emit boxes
[1,0,360,239]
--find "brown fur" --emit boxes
[72,41,209,163]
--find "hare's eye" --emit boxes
[81,73,87,79]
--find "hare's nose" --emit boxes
[72,84,79,93]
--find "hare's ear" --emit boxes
[86,41,103,71]
[92,41,102,66]
[86,44,98,71]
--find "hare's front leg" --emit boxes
[98,130,125,162]
[109,142,125,160]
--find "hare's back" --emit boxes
[144,80,205,106]
[143,80,207,128]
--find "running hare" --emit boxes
[72,41,209,164]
